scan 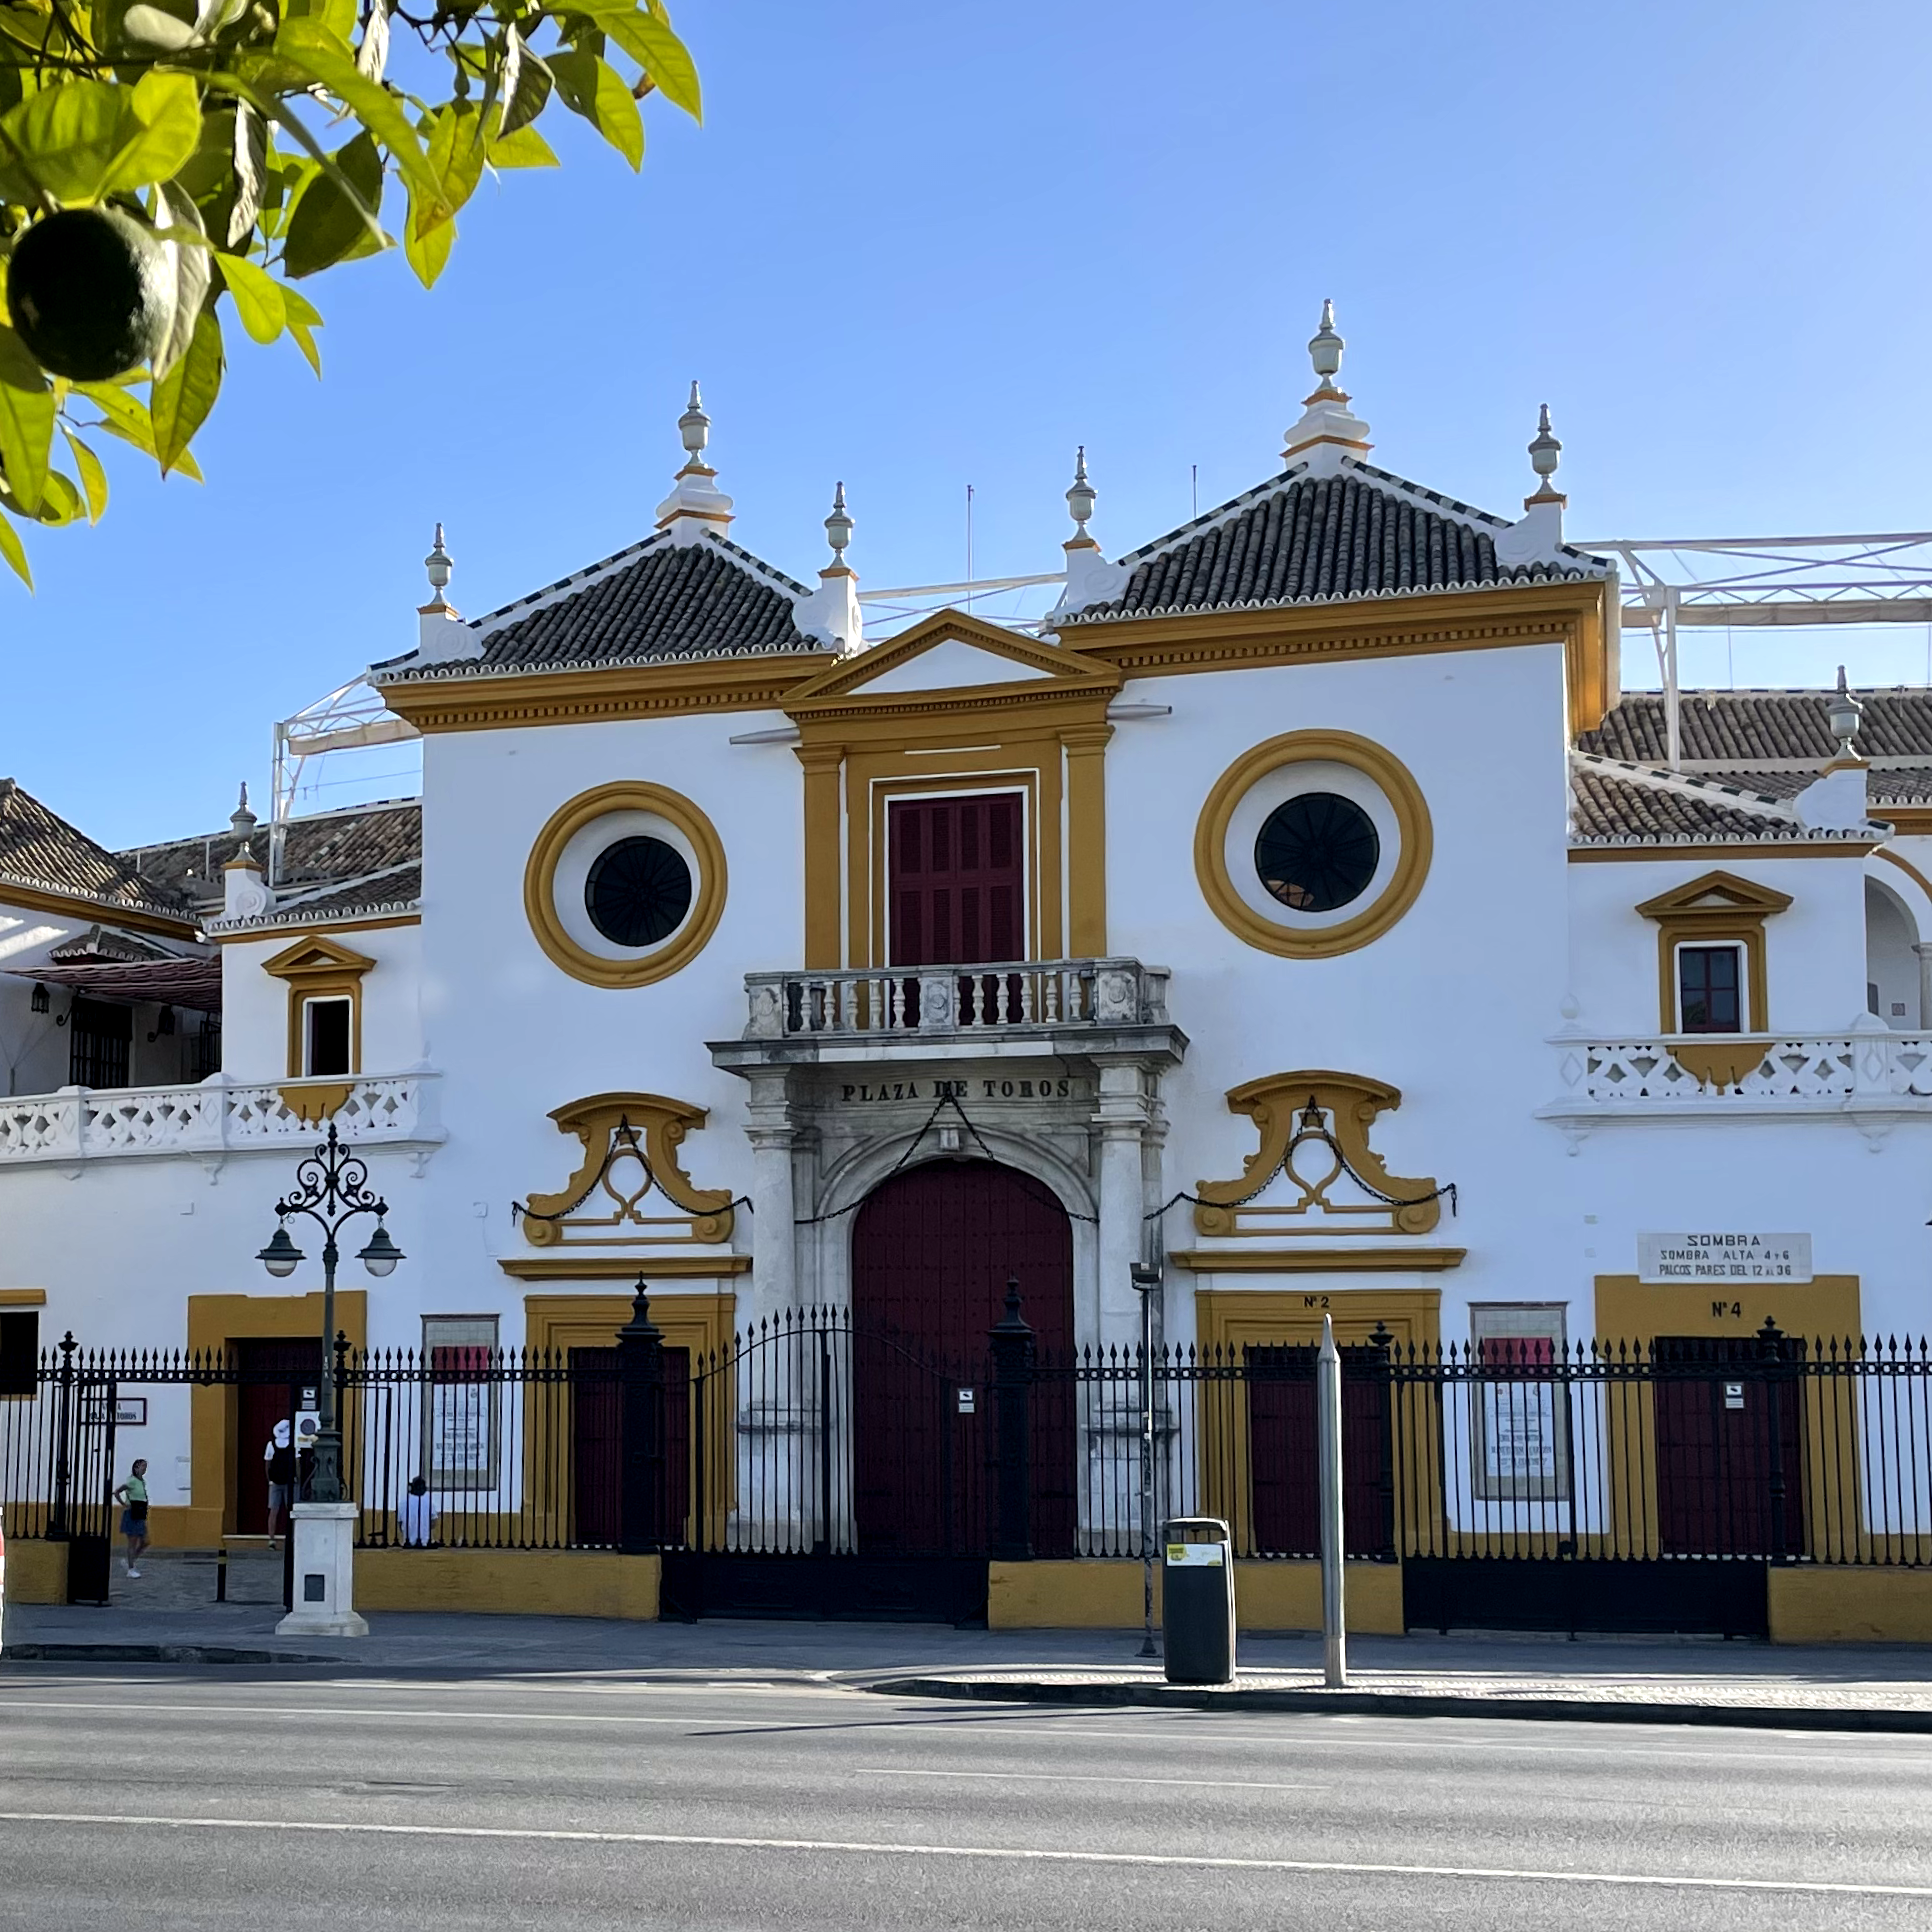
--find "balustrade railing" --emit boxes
[743,957,1170,1040]
[0,1070,441,1164]
[1555,1033,1932,1107]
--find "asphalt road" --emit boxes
[1,1666,1930,1929]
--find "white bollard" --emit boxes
[1317,1314,1346,1687]
[277,1501,368,1638]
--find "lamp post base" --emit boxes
[277,1501,369,1638]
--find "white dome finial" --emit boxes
[825,481,853,566]
[678,381,709,465]
[1308,298,1344,395]
[1283,300,1371,468]
[1526,403,1563,502]
[656,380,735,540]
[1065,446,1097,545]
[423,523,453,606]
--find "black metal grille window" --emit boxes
[1678,944,1742,1033]
[586,836,692,947]
[188,1014,222,1080]
[1254,792,1380,912]
[67,998,131,1089]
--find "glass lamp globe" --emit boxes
[257,1225,304,1279]
[358,1223,404,1279]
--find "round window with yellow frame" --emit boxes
[1193,729,1431,958]
[523,781,727,988]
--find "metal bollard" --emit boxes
[215,1550,227,1603]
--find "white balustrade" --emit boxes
[743,958,1169,1041]
[0,1070,441,1165]
[1554,1034,1932,1110]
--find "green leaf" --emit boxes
[0,508,31,589]
[61,428,108,523]
[0,71,204,204]
[547,51,642,170]
[272,21,445,217]
[0,377,56,514]
[216,250,285,342]
[415,102,486,239]
[402,178,455,286]
[150,306,222,473]
[485,122,558,170]
[596,4,701,121]
[281,128,383,278]
[0,325,48,395]
[278,281,323,373]
[227,98,266,247]
[77,379,159,455]
[151,178,211,384]
[284,0,356,42]
[356,0,390,83]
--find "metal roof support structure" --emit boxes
[270,678,421,887]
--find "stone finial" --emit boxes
[1065,446,1097,550]
[825,480,853,566]
[230,782,256,837]
[422,523,454,610]
[416,521,475,660]
[797,482,862,654]
[656,379,735,542]
[222,837,270,921]
[1283,299,1372,470]
[1829,664,1865,762]
[1526,404,1565,507]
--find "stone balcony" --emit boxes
[716,958,1185,1070]
[1542,1030,1932,1138]
[0,1070,444,1168]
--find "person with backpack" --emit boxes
[114,1459,150,1577]
[264,1419,295,1548]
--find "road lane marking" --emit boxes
[850,1767,1324,1792]
[0,1809,1924,1897]
[6,1695,1931,1774]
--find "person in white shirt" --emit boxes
[400,1475,438,1547]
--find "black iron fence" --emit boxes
[6,1310,1932,1577]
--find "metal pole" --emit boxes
[1131,1264,1160,1660]
[313,1234,341,1503]
[1317,1314,1347,1688]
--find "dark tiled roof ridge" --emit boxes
[1568,759,1882,846]
[0,779,195,919]
[1569,751,1792,813]
[122,795,419,858]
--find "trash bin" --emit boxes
[1162,1515,1236,1685]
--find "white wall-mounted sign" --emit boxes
[1638,1233,1812,1284]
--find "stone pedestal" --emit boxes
[276,1501,368,1638]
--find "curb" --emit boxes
[870,1674,1932,1735]
[3,1643,343,1666]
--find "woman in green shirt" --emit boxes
[114,1459,150,1577]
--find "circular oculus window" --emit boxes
[1194,730,1431,959]
[585,835,693,948]
[1253,791,1380,913]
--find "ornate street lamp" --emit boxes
[256,1121,404,1503]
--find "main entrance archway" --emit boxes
[850,1160,1074,1561]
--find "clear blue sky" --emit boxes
[12,0,1932,847]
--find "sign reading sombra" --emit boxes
[1638,1233,1812,1284]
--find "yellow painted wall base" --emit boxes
[987,1558,1404,1634]
[354,1548,660,1621]
[2,1537,68,1604]
[1771,1566,1932,1644]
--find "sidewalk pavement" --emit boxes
[5,1584,1932,1732]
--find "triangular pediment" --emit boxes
[262,934,378,980]
[786,608,1119,714]
[1636,870,1795,920]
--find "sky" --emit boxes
[10,0,1932,847]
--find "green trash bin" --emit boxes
[1162,1515,1235,1685]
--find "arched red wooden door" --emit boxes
[850,1161,1074,1555]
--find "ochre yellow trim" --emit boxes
[0,880,197,939]
[1171,1247,1465,1272]
[378,651,836,735]
[798,742,845,970]
[0,1287,46,1305]
[1592,1272,1859,1348]
[0,1537,65,1600]
[1875,807,1932,838]
[522,780,726,990]
[499,1254,751,1280]
[1196,1286,1442,1352]
[1064,722,1111,956]
[1636,869,1791,1034]
[185,1290,368,1544]
[1193,1070,1442,1238]
[523,1092,734,1247]
[1769,1568,1932,1645]
[1876,846,1932,903]
[356,1547,659,1620]
[277,1081,354,1125]
[1194,730,1432,959]
[211,913,420,944]
[263,934,376,1079]
[1068,577,1614,737]
[1570,843,1876,862]
[985,1558,1403,1633]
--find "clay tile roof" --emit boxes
[1061,460,1602,626]
[380,532,814,684]
[1568,757,1874,846]
[0,779,192,921]
[1579,688,1932,765]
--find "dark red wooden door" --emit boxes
[1653,1339,1805,1557]
[1246,1347,1391,1557]
[235,1339,320,1535]
[570,1345,690,1547]
[850,1161,1073,1555]
[888,793,1024,967]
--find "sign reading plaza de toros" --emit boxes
[1637,1232,1814,1284]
